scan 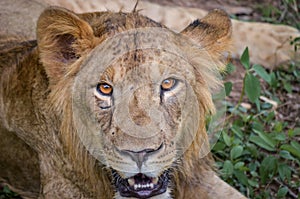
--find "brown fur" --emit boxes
[0,2,245,199]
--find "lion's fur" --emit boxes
[0,1,246,198]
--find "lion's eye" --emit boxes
[161,78,177,91]
[97,83,113,96]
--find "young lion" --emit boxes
[0,1,247,199]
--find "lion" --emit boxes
[1,1,246,199]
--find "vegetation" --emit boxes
[215,1,300,197]
[255,0,300,29]
[212,46,300,199]
[0,186,21,199]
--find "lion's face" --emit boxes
[72,29,204,198]
[37,7,231,199]
[96,51,198,198]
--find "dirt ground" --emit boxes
[148,0,300,26]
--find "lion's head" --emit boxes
[37,7,231,198]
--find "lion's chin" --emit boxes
[113,170,169,199]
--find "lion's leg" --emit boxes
[0,129,92,199]
[203,171,247,199]
[0,126,40,199]
[38,156,84,199]
[175,170,247,199]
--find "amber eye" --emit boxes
[161,78,177,91]
[97,83,113,96]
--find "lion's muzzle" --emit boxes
[119,143,163,169]
[113,143,169,198]
[114,170,169,198]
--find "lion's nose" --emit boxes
[121,144,163,169]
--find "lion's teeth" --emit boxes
[128,178,135,186]
[152,177,159,185]
[133,183,155,190]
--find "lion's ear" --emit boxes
[37,7,97,84]
[181,9,232,56]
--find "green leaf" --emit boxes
[255,98,261,111]
[278,163,291,181]
[253,129,276,148]
[234,170,248,186]
[246,143,259,157]
[281,144,300,159]
[234,162,245,169]
[248,179,259,188]
[231,125,243,139]
[279,150,295,160]
[222,131,231,146]
[222,160,234,179]
[249,135,276,152]
[252,64,271,83]
[288,127,300,137]
[259,156,277,184]
[252,121,264,131]
[248,162,257,172]
[277,187,288,198]
[270,71,278,88]
[291,141,300,152]
[274,122,283,132]
[240,47,250,69]
[212,142,226,151]
[230,145,243,160]
[232,138,242,145]
[3,186,11,194]
[224,82,233,96]
[274,133,286,141]
[250,171,258,177]
[283,81,292,93]
[245,73,261,103]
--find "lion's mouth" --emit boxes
[113,170,169,198]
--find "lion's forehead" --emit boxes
[78,27,206,94]
[99,49,195,87]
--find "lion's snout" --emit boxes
[120,143,163,169]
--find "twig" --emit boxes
[260,96,278,110]
[288,0,298,13]
[278,4,288,23]
[274,178,298,198]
